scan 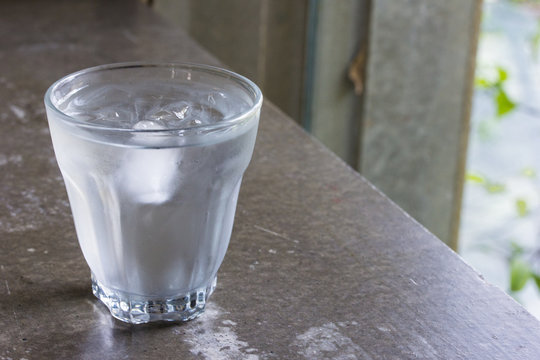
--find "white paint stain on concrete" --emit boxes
[0,186,66,233]
[0,154,22,166]
[122,30,138,44]
[0,76,14,89]
[180,304,260,360]
[2,223,38,233]
[405,332,439,358]
[253,224,300,244]
[9,105,25,121]
[292,322,373,360]
[376,326,391,333]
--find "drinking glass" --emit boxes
[44,62,262,324]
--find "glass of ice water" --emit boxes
[44,62,262,324]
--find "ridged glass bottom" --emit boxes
[91,273,217,324]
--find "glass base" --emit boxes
[91,273,217,324]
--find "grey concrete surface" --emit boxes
[1,1,539,359]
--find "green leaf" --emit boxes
[465,173,485,184]
[516,198,529,217]
[531,33,540,62]
[510,259,531,292]
[465,173,506,193]
[497,67,508,82]
[533,274,540,290]
[510,241,524,258]
[521,167,536,178]
[495,89,517,117]
[485,182,506,194]
[475,77,492,89]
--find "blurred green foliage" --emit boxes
[516,198,529,217]
[510,258,531,291]
[475,67,517,118]
[522,167,537,178]
[508,241,540,295]
[465,172,506,193]
[469,0,540,303]
[531,21,540,61]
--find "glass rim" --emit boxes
[44,61,263,133]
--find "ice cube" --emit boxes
[149,110,179,123]
[146,102,191,125]
[161,101,191,119]
[173,106,189,120]
[133,120,166,130]
[120,147,179,204]
[188,104,224,125]
[123,123,179,204]
[188,119,202,127]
